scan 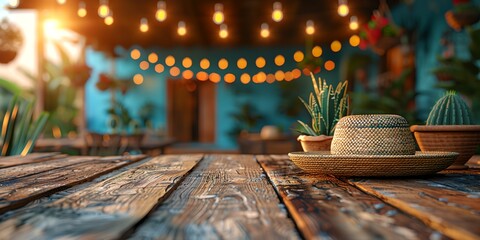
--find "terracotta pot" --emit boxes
[410,125,480,169]
[0,50,18,64]
[297,135,333,152]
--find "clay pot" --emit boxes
[297,135,333,152]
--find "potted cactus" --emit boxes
[296,73,349,152]
[410,91,480,169]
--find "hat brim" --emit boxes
[288,151,459,177]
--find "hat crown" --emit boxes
[331,114,416,155]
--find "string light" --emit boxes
[133,74,144,85]
[165,55,175,66]
[306,20,315,35]
[104,12,114,25]
[8,0,20,8]
[218,58,228,70]
[224,73,235,83]
[213,3,224,25]
[98,0,110,18]
[349,35,360,47]
[274,55,285,66]
[140,18,149,32]
[255,57,266,68]
[156,1,167,22]
[293,51,304,62]
[260,23,270,38]
[272,2,283,22]
[325,60,335,71]
[57,0,66,4]
[139,61,149,70]
[155,64,164,73]
[148,53,158,63]
[331,40,342,52]
[237,58,247,69]
[219,24,228,39]
[130,49,141,60]
[200,58,210,69]
[178,21,187,36]
[240,73,251,84]
[182,57,193,68]
[349,16,359,30]
[337,0,349,17]
[78,1,87,17]
[312,46,323,57]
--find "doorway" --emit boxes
[167,79,216,143]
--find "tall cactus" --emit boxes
[426,91,473,125]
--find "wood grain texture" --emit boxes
[0,155,146,214]
[129,154,300,240]
[350,173,480,240]
[257,155,446,240]
[0,152,64,168]
[0,154,203,240]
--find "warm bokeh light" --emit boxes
[306,20,315,35]
[257,72,267,83]
[256,57,266,68]
[331,40,342,52]
[57,0,66,5]
[218,58,228,70]
[293,51,304,62]
[182,70,194,79]
[52,126,62,139]
[252,74,258,83]
[200,58,210,69]
[155,64,164,73]
[78,2,87,17]
[349,35,360,47]
[197,71,209,81]
[292,69,302,79]
[240,73,251,84]
[43,19,60,37]
[285,71,293,81]
[165,55,175,66]
[349,16,359,30]
[130,49,141,60]
[224,73,235,83]
[324,60,335,71]
[272,2,283,22]
[274,55,285,66]
[133,74,144,85]
[260,23,270,38]
[312,46,323,57]
[237,58,247,69]
[98,1,110,18]
[104,15,114,25]
[209,73,221,83]
[338,0,349,17]
[8,0,19,8]
[213,3,224,24]
[156,1,167,22]
[182,57,192,68]
[140,18,149,32]
[148,53,158,63]
[139,61,149,70]
[177,21,187,36]
[266,74,276,84]
[275,70,285,81]
[170,66,180,76]
[219,24,228,38]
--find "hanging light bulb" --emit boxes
[212,3,224,25]
[260,23,270,38]
[8,0,20,8]
[156,1,167,22]
[272,2,283,22]
[98,0,110,18]
[219,24,228,39]
[140,18,149,32]
[104,11,114,25]
[178,21,187,36]
[337,0,349,17]
[349,16,358,30]
[305,20,315,35]
[57,0,66,4]
[78,1,87,17]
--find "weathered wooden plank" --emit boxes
[257,155,447,240]
[0,154,146,214]
[129,154,300,240]
[0,154,203,240]
[350,174,480,240]
[0,152,63,168]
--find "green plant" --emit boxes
[1,96,49,156]
[297,73,349,136]
[426,91,473,125]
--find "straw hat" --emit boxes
[289,114,458,176]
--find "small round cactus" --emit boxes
[426,91,474,125]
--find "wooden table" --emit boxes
[0,153,478,239]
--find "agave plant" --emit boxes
[297,73,349,136]
[1,96,49,156]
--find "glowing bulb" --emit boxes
[218,58,228,70]
[148,53,158,63]
[133,74,144,85]
[57,0,66,4]
[274,55,285,66]
[312,46,322,57]
[156,1,167,22]
[338,0,349,17]
[178,21,187,36]
[212,3,224,25]
[98,0,110,18]
[78,1,87,17]
[349,16,358,30]
[219,24,228,39]
[8,0,20,8]
[255,57,266,68]
[331,40,342,52]
[237,58,247,69]
[306,20,315,35]
[272,2,283,22]
[325,60,335,71]
[140,18,149,32]
[349,35,360,47]
[43,19,60,37]
[104,12,114,25]
[260,23,270,38]
[293,51,304,62]
[182,57,192,68]
[200,58,210,69]
[130,49,141,60]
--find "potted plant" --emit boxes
[445,0,480,31]
[296,73,349,152]
[410,91,480,169]
[358,12,401,55]
[0,19,23,64]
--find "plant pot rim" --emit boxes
[410,125,480,132]
[297,135,333,142]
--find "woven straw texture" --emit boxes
[288,151,458,176]
[331,115,416,155]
